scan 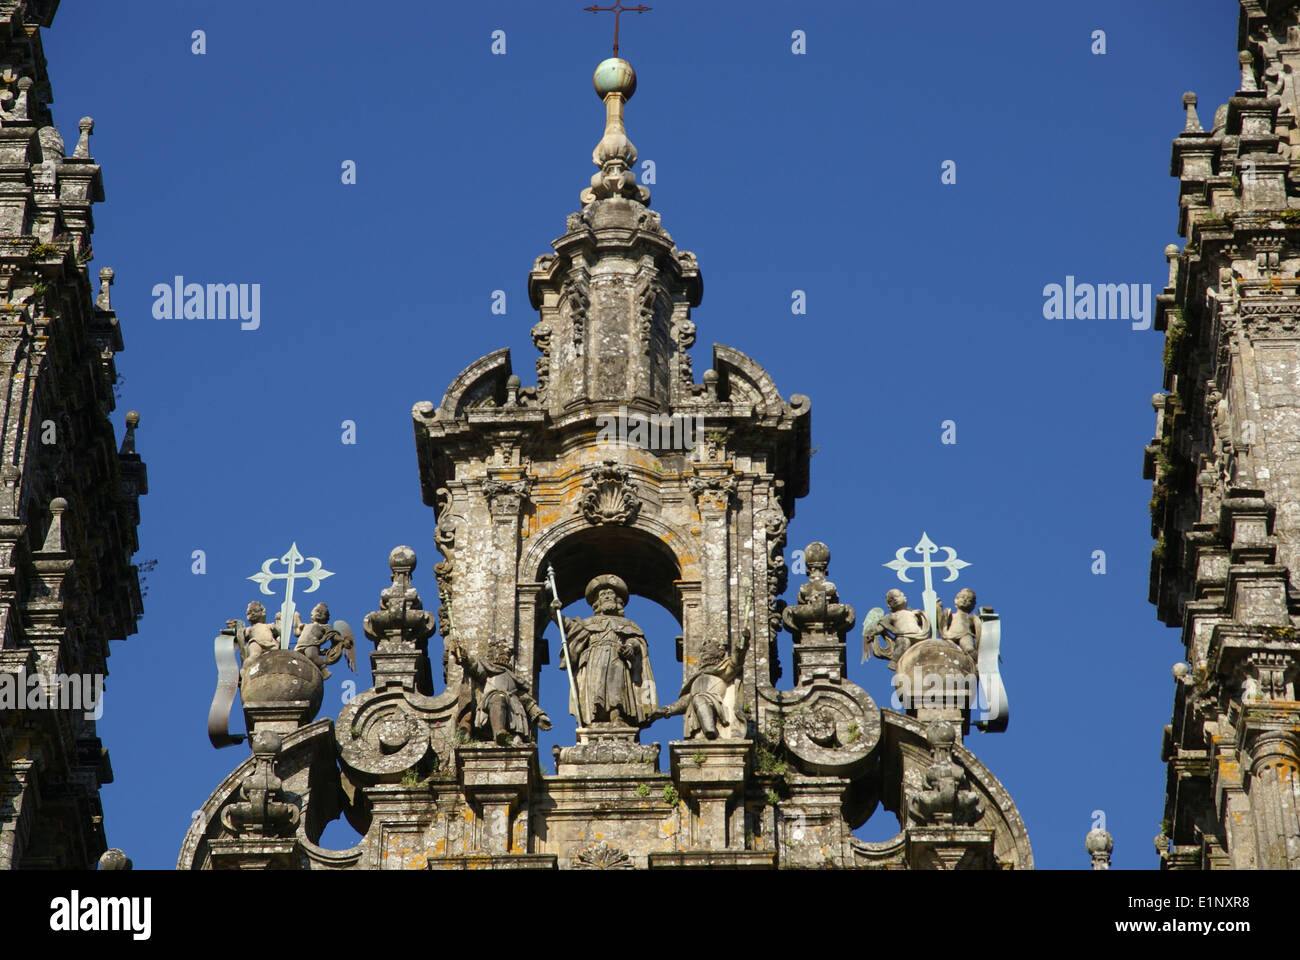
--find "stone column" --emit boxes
[689,471,736,645]
[483,474,531,642]
[671,740,750,851]
[1242,709,1300,868]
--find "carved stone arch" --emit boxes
[517,512,704,675]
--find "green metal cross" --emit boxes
[883,532,969,638]
[248,542,334,649]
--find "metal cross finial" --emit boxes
[584,1,652,57]
[247,542,334,649]
[883,532,970,639]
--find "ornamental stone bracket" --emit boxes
[577,460,639,525]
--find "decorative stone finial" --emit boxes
[97,848,133,870]
[1239,51,1258,92]
[1085,826,1114,869]
[119,410,138,456]
[73,116,93,159]
[13,76,31,121]
[1182,92,1201,132]
[1164,244,1180,288]
[96,266,114,311]
[580,57,650,207]
[40,496,67,553]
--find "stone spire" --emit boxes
[527,56,701,412]
[580,58,649,206]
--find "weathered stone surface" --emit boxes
[180,52,1030,872]
[0,4,148,869]
[1148,1,1300,870]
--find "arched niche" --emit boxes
[514,514,703,685]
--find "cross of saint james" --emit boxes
[584,1,651,57]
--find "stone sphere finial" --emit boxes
[125,410,139,428]
[593,57,636,99]
[1086,826,1114,869]
[925,719,957,750]
[389,544,417,574]
[1164,243,1180,258]
[98,848,132,870]
[1182,91,1197,107]
[49,496,67,513]
[1172,661,1189,680]
[804,541,831,567]
[78,115,94,133]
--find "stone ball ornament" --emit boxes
[593,57,636,99]
[240,648,324,720]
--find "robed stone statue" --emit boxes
[552,574,658,726]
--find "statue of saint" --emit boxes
[936,588,980,659]
[449,637,551,745]
[863,589,930,668]
[652,629,748,739]
[552,574,657,726]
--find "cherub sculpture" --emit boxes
[935,588,980,659]
[286,602,356,680]
[863,589,931,668]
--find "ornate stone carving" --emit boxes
[219,731,301,838]
[672,317,696,392]
[448,637,551,745]
[531,321,552,397]
[363,547,437,647]
[908,721,985,826]
[633,263,660,350]
[483,477,531,516]
[578,460,639,525]
[653,629,748,740]
[763,510,789,640]
[572,841,633,870]
[562,275,589,352]
[433,487,461,638]
[935,588,980,659]
[688,473,738,513]
[863,589,930,669]
[782,542,855,645]
[289,602,355,680]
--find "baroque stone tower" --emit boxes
[0,0,149,868]
[1149,0,1300,870]
[182,55,1029,870]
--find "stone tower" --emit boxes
[0,1,149,868]
[1149,0,1300,869]
[182,55,1029,870]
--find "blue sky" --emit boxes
[39,0,1238,869]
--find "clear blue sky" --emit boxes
[40,0,1237,869]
